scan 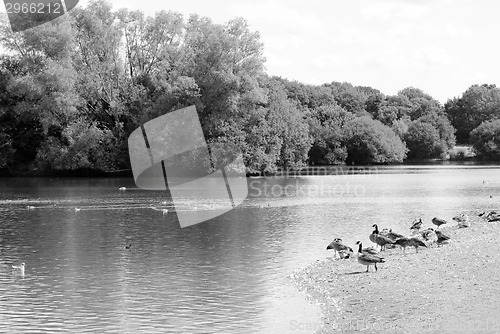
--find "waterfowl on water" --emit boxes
[12,262,25,275]
[355,241,385,272]
[125,244,132,250]
[150,207,169,215]
[452,213,470,228]
[119,187,127,191]
[74,207,81,212]
[370,224,395,250]
[431,217,448,228]
[26,205,35,210]
[326,238,353,259]
[435,230,451,246]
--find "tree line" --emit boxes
[1,0,500,176]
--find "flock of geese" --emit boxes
[326,212,478,273]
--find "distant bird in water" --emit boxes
[74,207,81,212]
[125,244,132,250]
[26,205,35,210]
[432,217,448,229]
[355,241,385,272]
[12,262,25,275]
[119,187,127,191]
[326,238,353,259]
[150,207,169,215]
[161,201,168,205]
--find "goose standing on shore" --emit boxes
[410,218,423,235]
[453,213,470,228]
[432,217,448,229]
[435,230,451,246]
[326,238,353,259]
[420,228,438,246]
[370,224,395,250]
[395,237,427,253]
[355,241,385,272]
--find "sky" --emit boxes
[3,0,500,103]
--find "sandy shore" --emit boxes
[291,215,500,333]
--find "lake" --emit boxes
[0,165,499,333]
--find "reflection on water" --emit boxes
[0,166,499,333]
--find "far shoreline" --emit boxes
[1,159,500,178]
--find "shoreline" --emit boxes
[291,214,500,333]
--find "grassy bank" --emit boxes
[291,214,500,333]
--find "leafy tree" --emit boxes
[404,121,442,159]
[470,120,500,160]
[445,84,500,144]
[308,104,354,165]
[342,116,407,164]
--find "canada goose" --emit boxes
[487,212,500,222]
[452,214,470,228]
[370,224,395,250]
[432,217,448,228]
[355,241,385,272]
[326,238,353,259]
[387,229,405,241]
[125,244,132,250]
[435,230,451,246]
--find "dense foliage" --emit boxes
[0,0,498,174]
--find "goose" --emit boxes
[435,230,451,246]
[370,224,395,250]
[386,229,405,241]
[410,218,423,230]
[452,213,470,228]
[125,244,132,250]
[487,212,500,222]
[431,217,448,229]
[12,262,25,274]
[355,241,385,272]
[119,187,127,191]
[395,237,427,253]
[420,228,438,246]
[150,207,169,215]
[326,238,353,259]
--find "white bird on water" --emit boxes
[26,205,35,210]
[150,207,169,215]
[12,262,25,275]
[74,208,81,212]
[119,187,127,191]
